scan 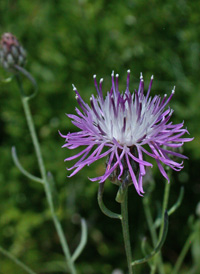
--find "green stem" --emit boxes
[98,183,122,220]
[172,233,195,274]
[12,146,44,184]
[14,65,38,99]
[143,197,164,274]
[154,187,184,229]
[72,219,87,262]
[16,75,77,274]
[121,187,133,274]
[155,178,171,274]
[132,211,168,266]
[143,198,158,247]
[0,246,36,274]
[159,180,171,242]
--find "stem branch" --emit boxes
[0,246,36,274]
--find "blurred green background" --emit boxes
[0,0,199,273]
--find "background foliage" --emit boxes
[0,0,199,273]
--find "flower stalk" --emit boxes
[159,178,171,242]
[153,173,171,274]
[143,195,165,274]
[121,186,134,274]
[15,74,77,274]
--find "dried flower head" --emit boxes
[61,70,193,195]
[0,32,26,72]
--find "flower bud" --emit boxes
[0,33,26,72]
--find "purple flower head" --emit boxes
[61,70,193,196]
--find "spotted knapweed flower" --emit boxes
[61,70,193,195]
[0,32,26,72]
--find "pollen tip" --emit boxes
[172,86,176,93]
[75,94,78,99]
[116,74,119,78]
[140,72,143,79]
[164,94,167,97]
[151,75,154,79]
[127,69,130,73]
[100,78,103,83]
[93,74,96,79]
[111,70,114,76]
[72,84,76,91]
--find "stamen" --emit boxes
[90,97,100,119]
[98,78,104,101]
[111,70,115,95]
[116,74,119,92]
[72,84,76,91]
[145,75,154,103]
[93,74,102,98]
[126,69,131,91]
[138,74,144,97]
